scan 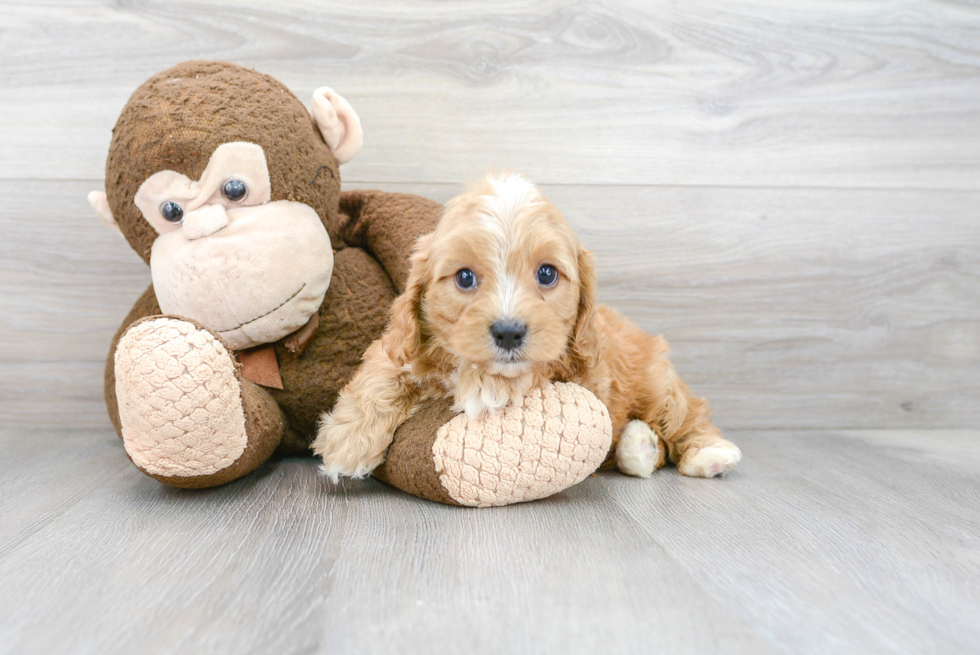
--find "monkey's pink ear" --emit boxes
[311,87,363,165]
[88,191,123,236]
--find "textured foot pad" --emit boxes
[115,317,248,478]
[432,382,612,507]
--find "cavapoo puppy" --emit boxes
[313,171,741,481]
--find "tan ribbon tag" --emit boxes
[237,344,283,389]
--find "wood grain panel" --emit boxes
[1,1,978,187]
[3,180,976,430]
[1,428,977,654]
[600,427,980,654]
[0,428,128,557]
[0,430,771,655]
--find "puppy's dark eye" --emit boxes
[222,179,248,202]
[160,201,183,223]
[455,268,477,290]
[536,264,558,287]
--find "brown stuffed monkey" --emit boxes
[89,61,611,506]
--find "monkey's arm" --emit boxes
[337,190,443,293]
[105,285,162,439]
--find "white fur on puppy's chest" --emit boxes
[462,387,506,418]
[451,367,535,419]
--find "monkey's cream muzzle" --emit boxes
[136,142,334,350]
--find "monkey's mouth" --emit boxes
[218,283,307,333]
[150,197,334,351]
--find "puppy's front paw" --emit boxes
[312,413,387,483]
[678,443,742,478]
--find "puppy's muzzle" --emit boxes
[490,319,527,351]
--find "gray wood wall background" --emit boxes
[1,0,978,432]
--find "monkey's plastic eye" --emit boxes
[536,264,558,287]
[221,179,247,202]
[160,201,184,223]
[455,268,477,290]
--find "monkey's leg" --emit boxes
[112,316,284,488]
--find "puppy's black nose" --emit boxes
[490,319,527,351]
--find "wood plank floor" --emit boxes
[1,428,978,655]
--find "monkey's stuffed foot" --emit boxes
[114,316,283,489]
[375,382,613,507]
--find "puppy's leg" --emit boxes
[313,340,421,482]
[670,414,741,478]
[657,365,739,478]
[630,346,740,479]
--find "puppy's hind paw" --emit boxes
[678,444,742,478]
[615,420,664,478]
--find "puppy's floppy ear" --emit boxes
[566,248,601,376]
[382,233,432,367]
